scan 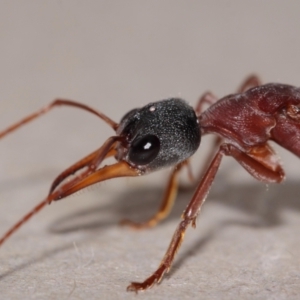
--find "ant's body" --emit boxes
[0,76,299,291]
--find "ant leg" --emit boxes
[195,74,262,115]
[0,99,118,140]
[238,74,262,93]
[196,74,262,116]
[221,143,285,183]
[120,161,188,230]
[127,148,225,291]
[195,92,218,115]
[195,135,222,182]
[127,141,285,292]
[194,92,223,181]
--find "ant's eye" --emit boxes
[128,135,160,165]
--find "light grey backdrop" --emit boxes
[0,1,299,299]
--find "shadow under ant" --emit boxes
[1,171,299,282]
[46,174,300,281]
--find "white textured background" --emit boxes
[0,1,300,299]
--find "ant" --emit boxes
[0,75,298,292]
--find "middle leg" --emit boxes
[121,161,188,229]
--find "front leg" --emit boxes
[222,143,285,183]
[127,142,285,292]
[237,74,262,93]
[127,147,225,291]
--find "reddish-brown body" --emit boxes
[0,76,299,292]
[201,83,300,155]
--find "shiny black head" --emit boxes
[116,98,201,173]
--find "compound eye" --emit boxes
[128,135,160,165]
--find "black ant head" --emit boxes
[42,99,201,203]
[116,98,201,174]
